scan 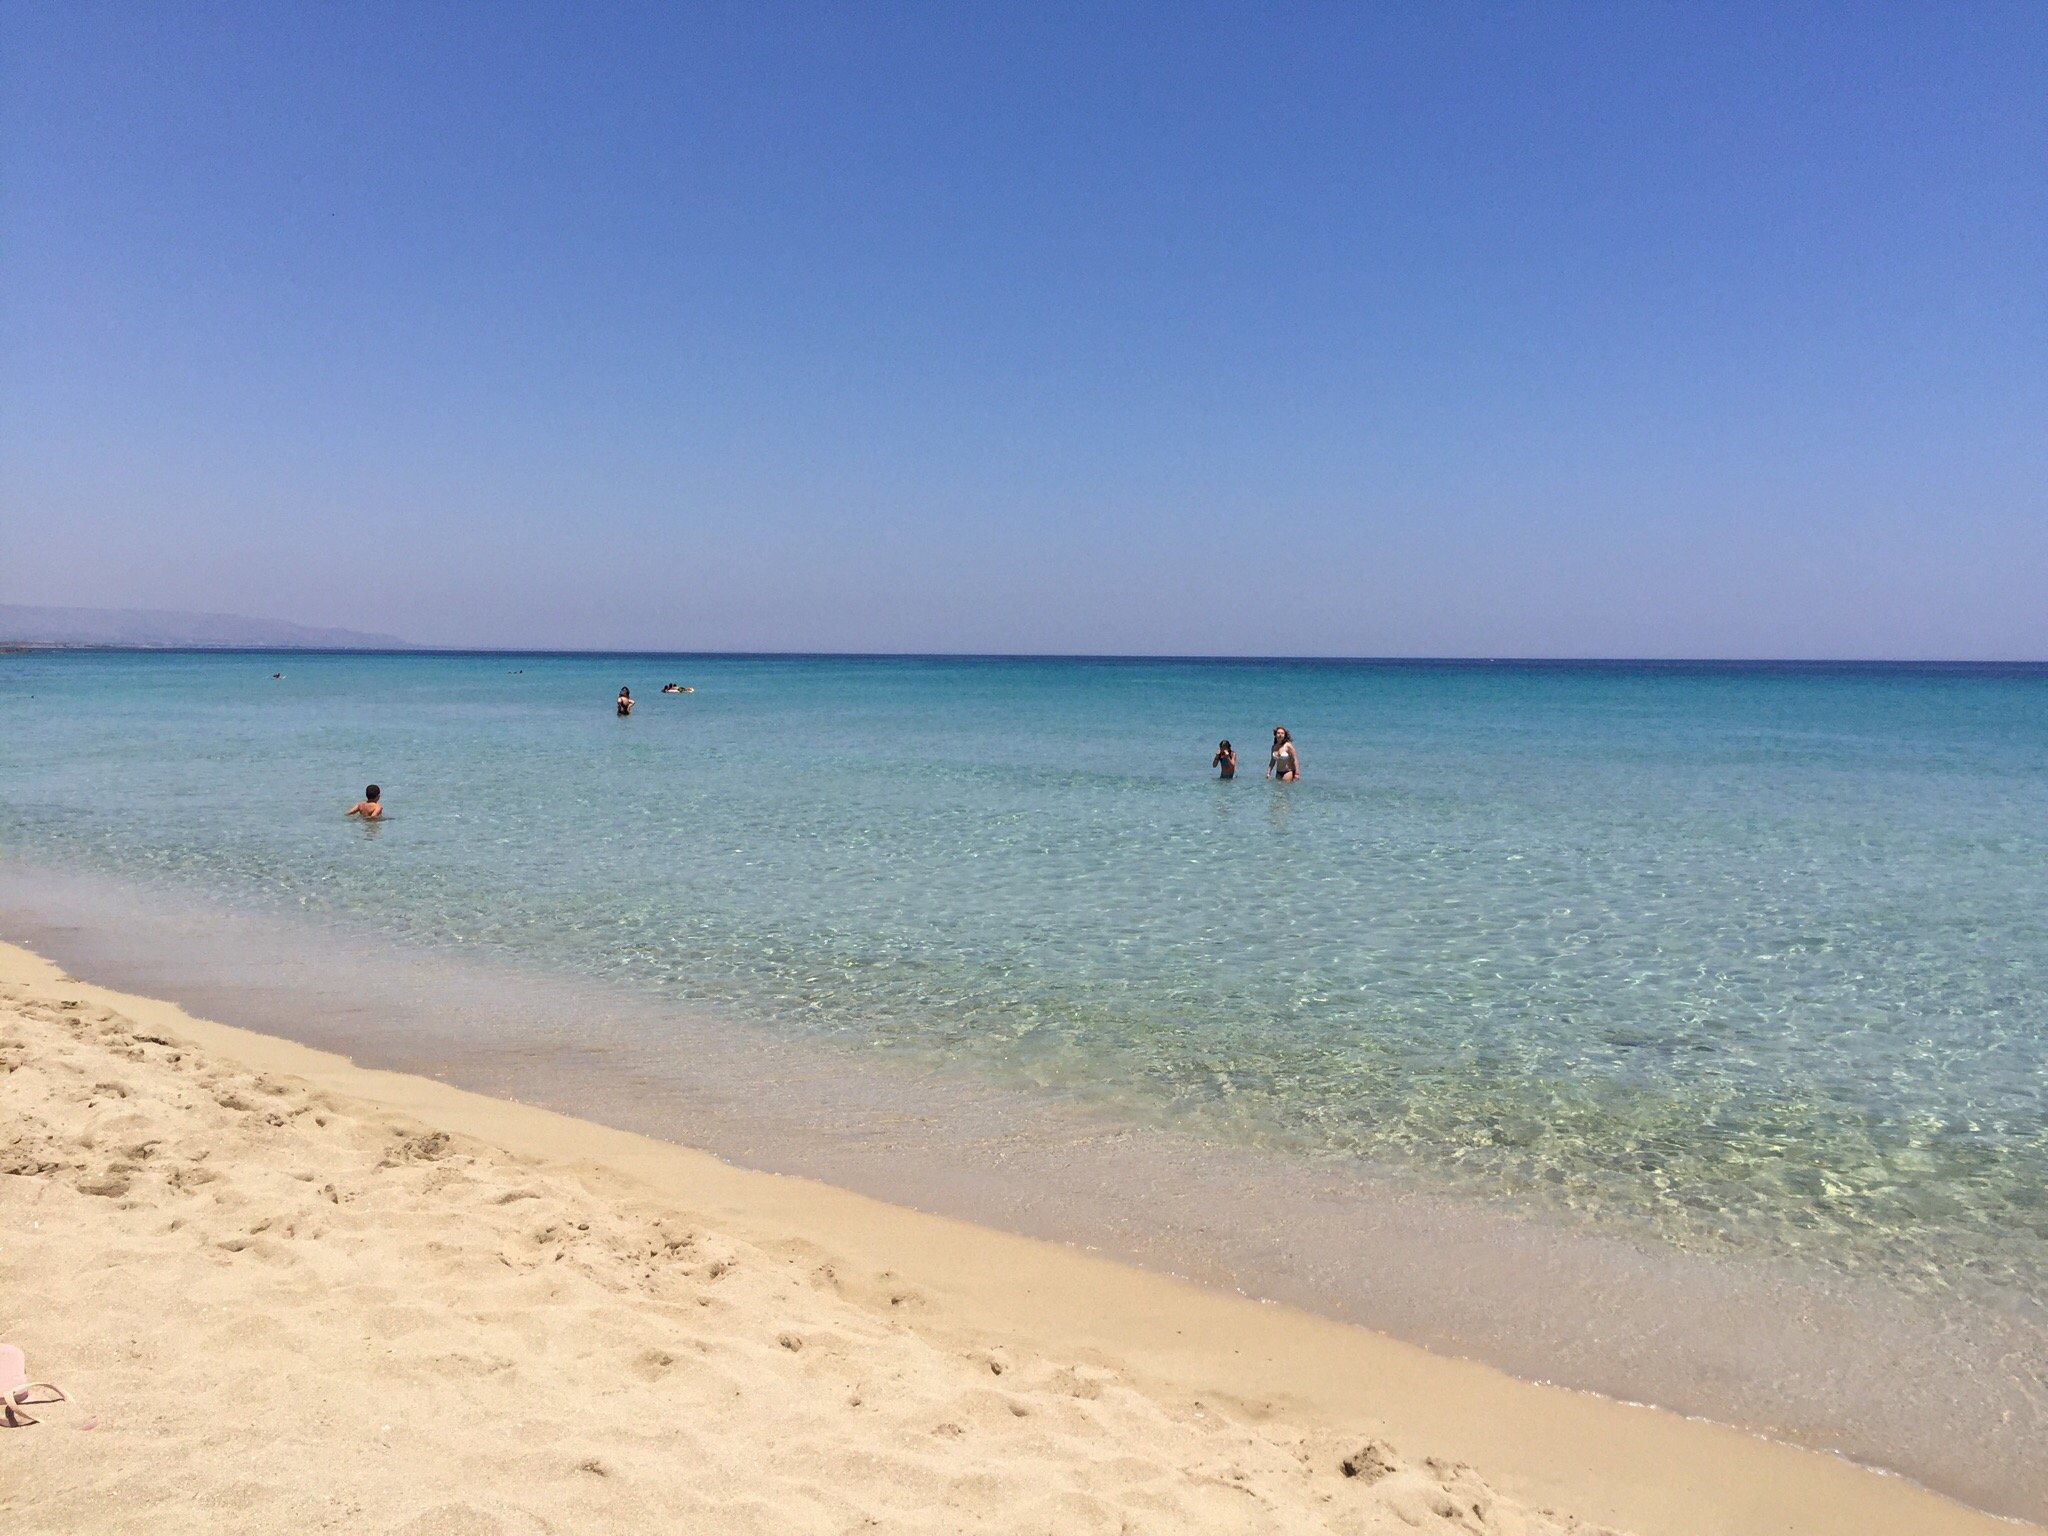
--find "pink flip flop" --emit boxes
[0,1343,67,1427]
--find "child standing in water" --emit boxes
[1212,740,1236,779]
[617,687,634,717]
[345,785,383,820]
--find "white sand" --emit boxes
[0,941,2023,1535]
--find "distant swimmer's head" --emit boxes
[619,686,631,697]
[364,784,381,803]
[1218,740,1233,753]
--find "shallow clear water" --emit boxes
[5,651,2046,1306]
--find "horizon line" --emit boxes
[8,644,2048,668]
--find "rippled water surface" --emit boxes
[5,652,2047,1303]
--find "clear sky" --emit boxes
[4,2,2043,656]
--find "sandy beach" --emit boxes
[0,938,2028,1536]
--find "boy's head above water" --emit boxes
[364,784,381,802]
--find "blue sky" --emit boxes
[4,2,2043,655]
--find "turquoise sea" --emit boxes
[3,650,2045,1515]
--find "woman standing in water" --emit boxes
[1267,726,1299,781]
[616,687,634,717]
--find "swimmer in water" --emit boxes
[1267,726,1299,781]
[1213,740,1237,779]
[617,687,634,716]
[345,784,383,820]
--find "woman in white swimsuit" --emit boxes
[1267,726,1299,781]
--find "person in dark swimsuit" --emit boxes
[1213,740,1237,779]
[616,687,634,717]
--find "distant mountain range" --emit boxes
[0,604,413,650]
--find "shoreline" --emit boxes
[5,857,2044,1522]
[0,935,2027,1536]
